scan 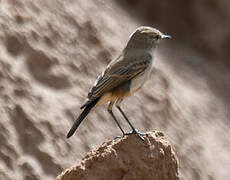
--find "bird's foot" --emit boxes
[115,129,146,141]
[124,129,146,141]
[115,135,124,140]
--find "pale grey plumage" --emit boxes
[67,26,171,139]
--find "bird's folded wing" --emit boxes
[87,54,151,100]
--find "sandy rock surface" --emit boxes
[57,131,180,180]
[0,0,230,180]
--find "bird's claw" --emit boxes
[115,129,146,141]
[115,135,124,140]
[124,129,146,141]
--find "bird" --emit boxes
[67,26,171,140]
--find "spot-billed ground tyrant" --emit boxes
[67,26,171,140]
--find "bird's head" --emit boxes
[126,26,171,50]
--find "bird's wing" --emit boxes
[87,53,152,100]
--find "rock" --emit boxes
[57,131,180,180]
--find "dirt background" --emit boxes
[0,0,230,180]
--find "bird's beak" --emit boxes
[161,34,172,39]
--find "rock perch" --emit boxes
[57,131,180,180]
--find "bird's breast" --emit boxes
[129,65,152,95]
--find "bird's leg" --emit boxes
[116,100,146,141]
[107,102,125,136]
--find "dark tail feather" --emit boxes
[66,97,100,138]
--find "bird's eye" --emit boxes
[156,35,160,39]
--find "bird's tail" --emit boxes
[66,97,100,138]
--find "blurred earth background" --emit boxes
[0,0,230,179]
